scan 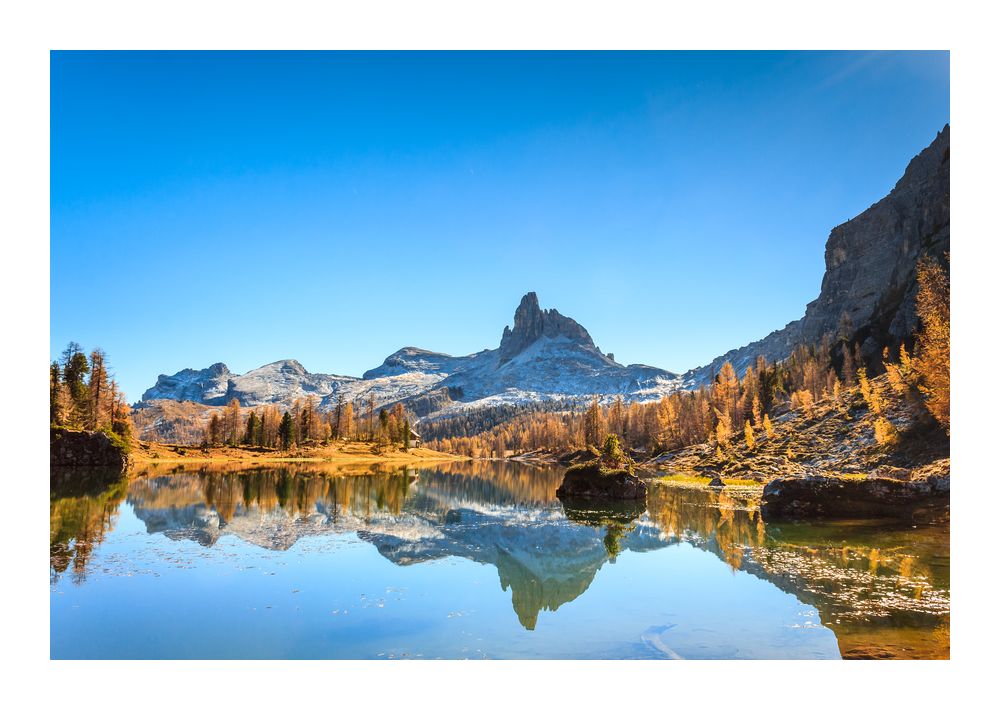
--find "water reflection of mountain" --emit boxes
[123,464,671,629]
[52,463,950,655]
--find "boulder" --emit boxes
[556,462,647,501]
[760,473,949,520]
[707,474,725,488]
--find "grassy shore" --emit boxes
[132,439,469,465]
[652,473,764,489]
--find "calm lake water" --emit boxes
[50,461,949,659]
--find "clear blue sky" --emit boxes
[51,51,949,401]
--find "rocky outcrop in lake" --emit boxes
[556,463,648,500]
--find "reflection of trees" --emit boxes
[643,482,950,658]
[646,486,761,571]
[561,499,645,563]
[125,461,565,528]
[50,478,128,584]
[128,467,415,524]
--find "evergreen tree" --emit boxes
[207,413,222,445]
[600,433,627,468]
[333,393,345,438]
[279,411,295,450]
[50,361,63,425]
[61,342,90,427]
[244,411,260,446]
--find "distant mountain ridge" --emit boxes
[136,291,683,434]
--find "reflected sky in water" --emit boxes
[50,461,949,659]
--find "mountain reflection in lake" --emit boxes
[50,461,949,659]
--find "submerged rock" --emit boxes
[556,462,647,501]
[760,473,949,521]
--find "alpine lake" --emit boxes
[50,461,949,659]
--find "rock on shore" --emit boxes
[760,473,949,520]
[50,428,131,471]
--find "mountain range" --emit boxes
[136,291,684,438]
[133,126,949,442]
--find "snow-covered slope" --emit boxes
[136,292,684,428]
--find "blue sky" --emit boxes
[51,51,949,401]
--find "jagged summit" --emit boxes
[499,292,597,362]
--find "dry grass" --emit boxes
[131,438,468,465]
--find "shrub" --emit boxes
[101,427,131,455]
[874,417,899,447]
[600,434,627,469]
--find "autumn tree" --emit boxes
[714,407,732,448]
[223,398,242,445]
[583,398,607,449]
[87,348,109,430]
[108,380,133,441]
[913,255,950,433]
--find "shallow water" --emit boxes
[50,461,949,659]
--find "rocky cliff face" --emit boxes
[687,125,950,384]
[144,362,233,405]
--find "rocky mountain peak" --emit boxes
[262,359,307,375]
[499,292,596,362]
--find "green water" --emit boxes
[50,461,949,659]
